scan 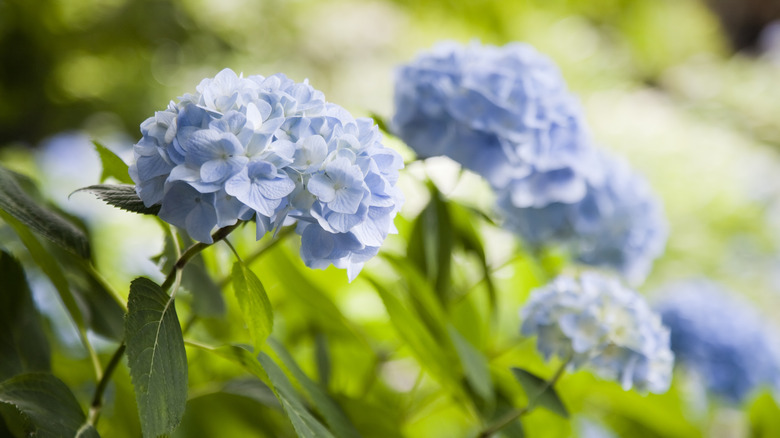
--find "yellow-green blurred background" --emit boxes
[3,0,780,437]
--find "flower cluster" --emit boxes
[521,271,674,393]
[129,69,404,280]
[655,280,780,403]
[392,41,593,189]
[392,41,667,284]
[498,151,668,285]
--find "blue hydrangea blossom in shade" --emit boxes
[129,69,404,280]
[498,150,667,285]
[655,280,780,404]
[520,271,674,393]
[392,41,594,190]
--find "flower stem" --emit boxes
[87,223,241,428]
[477,357,571,438]
[87,342,126,426]
[161,223,241,291]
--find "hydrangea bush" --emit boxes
[656,280,780,403]
[129,69,404,279]
[393,41,667,285]
[521,271,674,393]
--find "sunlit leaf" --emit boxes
[232,261,273,351]
[257,352,337,438]
[93,140,133,185]
[0,251,50,381]
[448,326,493,403]
[365,275,462,395]
[268,338,361,438]
[75,184,160,215]
[0,165,90,258]
[511,368,568,418]
[0,372,99,438]
[125,277,187,438]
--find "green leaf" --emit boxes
[0,211,87,334]
[368,112,391,134]
[365,276,462,394]
[510,368,569,418]
[125,277,188,438]
[75,184,160,215]
[0,165,90,258]
[448,326,493,403]
[0,372,99,438]
[314,332,331,388]
[232,261,273,350]
[268,339,361,438]
[0,251,50,381]
[407,182,453,304]
[93,140,133,185]
[182,253,225,317]
[220,378,281,410]
[257,352,337,438]
[450,203,497,310]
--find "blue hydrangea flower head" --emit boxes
[499,150,667,285]
[521,271,674,393]
[129,68,404,280]
[655,280,780,404]
[393,40,593,189]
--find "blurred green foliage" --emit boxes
[2,0,780,437]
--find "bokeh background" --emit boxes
[2,0,780,437]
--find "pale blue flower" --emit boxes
[499,151,667,285]
[655,280,780,404]
[130,68,403,280]
[521,271,674,393]
[393,41,592,188]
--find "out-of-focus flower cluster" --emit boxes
[130,69,404,280]
[655,280,780,404]
[393,41,666,284]
[499,151,667,285]
[521,271,674,393]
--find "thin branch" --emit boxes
[477,356,572,438]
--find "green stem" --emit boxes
[87,342,126,426]
[87,223,240,428]
[161,223,241,291]
[478,357,571,438]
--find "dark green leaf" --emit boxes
[0,211,87,333]
[0,165,90,258]
[182,253,225,317]
[0,251,50,381]
[93,140,133,185]
[257,352,337,438]
[448,326,493,403]
[125,277,188,438]
[407,183,453,304]
[268,338,361,438]
[0,372,99,438]
[232,262,273,351]
[75,184,160,215]
[510,368,568,418]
